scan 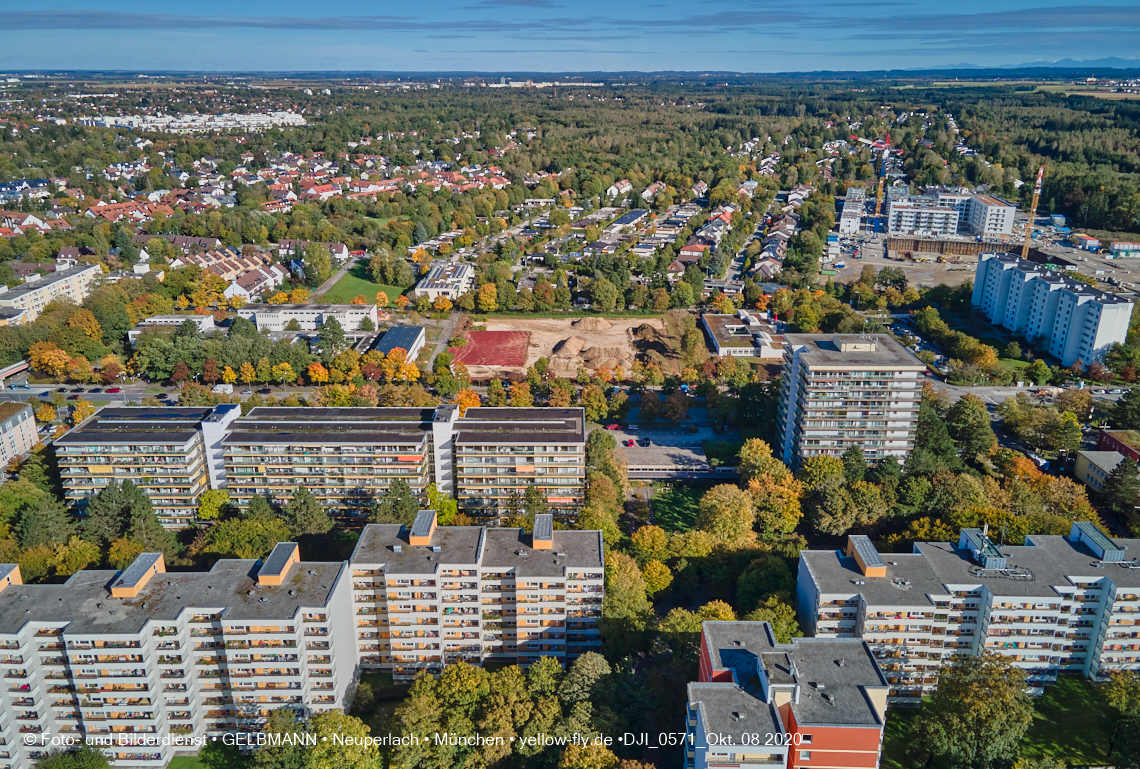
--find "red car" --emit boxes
[605,424,620,430]
[106,387,121,393]
[624,439,635,447]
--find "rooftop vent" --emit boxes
[835,659,845,667]
[1070,521,1127,562]
[959,527,1007,570]
[730,711,745,721]
[393,545,403,553]
[431,545,442,553]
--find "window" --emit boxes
[800,751,811,760]
[800,734,812,744]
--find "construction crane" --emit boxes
[1021,166,1045,260]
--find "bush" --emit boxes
[448,336,469,348]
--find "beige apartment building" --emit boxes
[0,544,355,768]
[351,512,604,681]
[0,264,102,323]
[798,525,1140,704]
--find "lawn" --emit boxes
[652,483,710,532]
[321,262,404,304]
[1021,674,1114,764]
[168,742,247,769]
[703,440,744,467]
[882,675,1116,768]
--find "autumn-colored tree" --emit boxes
[171,361,191,384]
[221,365,237,385]
[289,288,310,304]
[477,282,499,312]
[641,560,673,596]
[202,358,220,384]
[107,538,146,569]
[35,404,57,424]
[351,295,367,305]
[66,356,95,383]
[395,294,410,310]
[509,381,534,407]
[67,308,103,340]
[307,362,330,384]
[70,398,95,425]
[433,295,453,312]
[375,291,389,308]
[29,341,71,379]
[52,535,100,576]
[268,291,289,304]
[238,361,256,385]
[453,388,481,416]
[100,354,123,385]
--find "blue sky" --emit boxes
[1,1,1139,72]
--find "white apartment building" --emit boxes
[0,403,37,467]
[838,187,866,234]
[350,512,603,681]
[963,194,1016,236]
[798,525,1140,704]
[886,197,959,236]
[0,264,102,323]
[972,253,1134,366]
[776,335,925,467]
[236,303,379,332]
[61,406,586,526]
[0,544,355,768]
[413,263,475,300]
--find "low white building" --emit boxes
[412,263,475,300]
[237,303,379,332]
[701,311,785,358]
[128,314,216,343]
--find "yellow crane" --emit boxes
[1021,166,1045,260]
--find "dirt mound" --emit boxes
[581,346,633,362]
[571,317,613,331]
[632,323,659,340]
[553,336,585,356]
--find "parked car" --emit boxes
[69,387,84,393]
[605,424,620,430]
[639,438,652,447]
[241,389,253,395]
[89,388,103,393]
[67,394,79,400]
[624,439,635,447]
[1111,389,1124,394]
[106,387,121,394]
[257,387,272,395]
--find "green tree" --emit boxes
[559,651,611,706]
[370,478,419,526]
[737,439,788,485]
[202,516,291,560]
[602,552,654,656]
[742,596,803,644]
[250,708,306,769]
[915,653,1034,769]
[17,497,76,549]
[318,317,347,357]
[34,746,111,769]
[306,712,382,769]
[82,480,128,547]
[841,445,866,483]
[302,243,333,288]
[523,484,547,523]
[425,483,459,525]
[1026,358,1051,385]
[283,485,334,537]
[1103,457,1140,517]
[697,484,755,546]
[1116,387,1140,431]
[945,394,997,460]
[590,277,620,313]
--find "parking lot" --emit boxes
[592,419,741,479]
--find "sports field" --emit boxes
[450,330,530,367]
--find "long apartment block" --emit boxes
[972,252,1134,366]
[797,524,1140,704]
[350,512,604,682]
[0,544,354,768]
[686,621,889,769]
[776,335,924,468]
[55,406,241,528]
[62,406,586,525]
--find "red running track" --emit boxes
[449,330,530,367]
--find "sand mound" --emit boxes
[553,336,585,356]
[571,317,613,331]
[581,346,633,362]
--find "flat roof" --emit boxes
[223,406,434,446]
[0,559,345,635]
[55,406,217,446]
[700,621,886,728]
[113,553,163,591]
[0,401,30,422]
[0,264,98,299]
[351,524,484,574]
[688,682,783,747]
[373,326,425,355]
[804,532,1140,603]
[784,334,925,370]
[457,408,585,444]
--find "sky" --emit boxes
[1,0,1139,72]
